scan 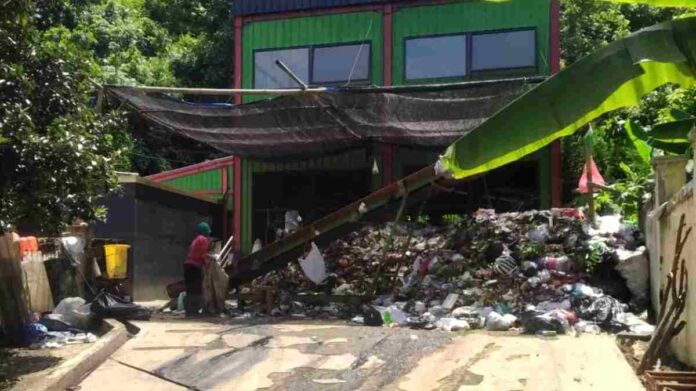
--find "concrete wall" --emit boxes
[646,155,696,366]
[94,176,222,300]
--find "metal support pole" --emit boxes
[275,60,308,90]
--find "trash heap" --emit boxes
[254,208,652,336]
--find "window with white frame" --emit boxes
[254,43,371,88]
[404,29,536,81]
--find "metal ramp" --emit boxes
[227,164,445,286]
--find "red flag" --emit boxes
[577,156,605,194]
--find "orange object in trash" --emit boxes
[18,236,38,259]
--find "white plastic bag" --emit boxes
[53,297,93,329]
[485,311,517,331]
[298,242,327,285]
[436,317,470,332]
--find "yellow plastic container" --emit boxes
[104,244,130,279]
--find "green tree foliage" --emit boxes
[561,0,630,66]
[39,0,233,173]
[0,0,129,233]
[560,0,695,220]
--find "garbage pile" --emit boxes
[24,297,97,349]
[23,290,151,348]
[254,209,652,336]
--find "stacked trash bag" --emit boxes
[255,208,653,336]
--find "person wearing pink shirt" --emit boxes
[184,222,211,317]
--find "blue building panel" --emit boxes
[232,0,388,16]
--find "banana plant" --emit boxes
[438,17,696,179]
[625,108,695,162]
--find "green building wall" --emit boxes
[242,11,384,99]
[162,170,221,193]
[392,0,552,85]
[232,0,554,252]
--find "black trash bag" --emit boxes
[520,310,568,334]
[90,290,151,321]
[39,317,82,333]
[406,316,429,329]
[362,305,383,327]
[572,295,627,332]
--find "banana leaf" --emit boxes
[601,0,696,6]
[439,17,696,179]
[662,108,694,122]
[625,120,653,163]
[649,118,695,142]
[625,119,690,159]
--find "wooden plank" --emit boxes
[0,232,31,344]
[22,252,54,313]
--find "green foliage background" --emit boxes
[561,0,695,220]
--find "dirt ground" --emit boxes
[78,317,644,391]
[0,343,90,391]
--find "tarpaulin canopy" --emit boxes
[105,78,542,160]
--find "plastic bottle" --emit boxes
[541,256,571,272]
[383,310,393,326]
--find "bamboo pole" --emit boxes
[113,85,327,96]
[0,232,31,345]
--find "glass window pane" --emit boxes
[405,35,467,80]
[312,44,370,84]
[254,48,309,89]
[471,30,536,71]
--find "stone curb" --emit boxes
[27,319,129,391]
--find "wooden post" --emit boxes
[584,127,596,226]
[0,232,31,345]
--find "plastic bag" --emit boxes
[520,310,569,334]
[90,290,151,321]
[298,242,327,285]
[527,225,550,243]
[572,295,627,331]
[485,311,516,331]
[54,297,93,329]
[436,317,470,332]
[362,306,383,327]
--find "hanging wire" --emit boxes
[345,18,373,87]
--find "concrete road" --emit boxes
[78,318,643,391]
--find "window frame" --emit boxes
[403,27,538,83]
[252,41,372,89]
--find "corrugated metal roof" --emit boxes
[232,0,389,16]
